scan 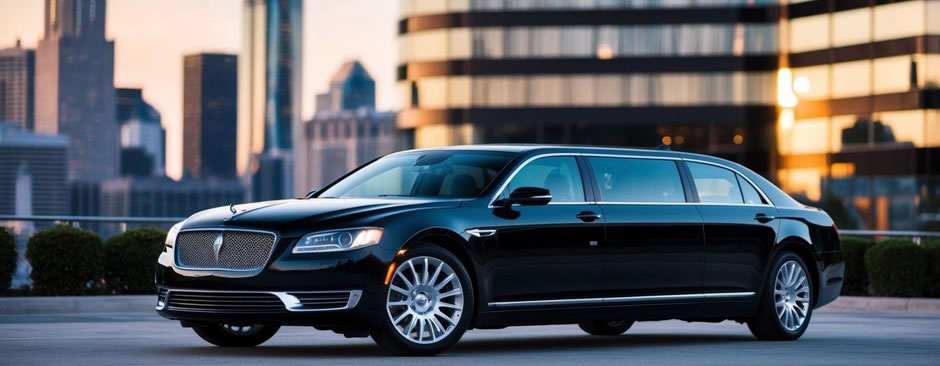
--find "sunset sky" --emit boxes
[0,0,399,180]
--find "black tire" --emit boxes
[371,244,475,356]
[747,251,814,341]
[578,320,634,336]
[191,323,280,347]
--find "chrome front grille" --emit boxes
[166,291,286,313]
[175,230,276,271]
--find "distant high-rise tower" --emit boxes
[183,53,238,179]
[239,0,303,199]
[116,88,164,177]
[315,60,376,113]
[0,41,35,130]
[34,0,117,182]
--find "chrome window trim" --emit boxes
[488,291,755,309]
[157,287,363,312]
[174,227,279,273]
[487,153,587,208]
[682,158,775,207]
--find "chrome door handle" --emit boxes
[754,213,775,223]
[576,211,602,222]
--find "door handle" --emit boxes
[576,211,602,222]
[754,213,775,223]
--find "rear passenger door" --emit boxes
[586,156,705,298]
[685,160,779,297]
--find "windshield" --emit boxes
[317,150,516,199]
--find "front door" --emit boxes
[488,156,606,305]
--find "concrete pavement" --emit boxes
[0,310,938,365]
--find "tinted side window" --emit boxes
[588,157,685,203]
[737,175,765,205]
[504,157,585,202]
[688,162,743,204]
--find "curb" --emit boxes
[820,296,940,314]
[0,295,154,315]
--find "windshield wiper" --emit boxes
[377,194,415,197]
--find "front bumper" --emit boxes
[154,244,398,329]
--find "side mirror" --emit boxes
[504,187,552,206]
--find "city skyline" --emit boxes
[0,0,398,180]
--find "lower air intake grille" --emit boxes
[290,291,353,310]
[165,291,286,313]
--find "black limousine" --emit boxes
[156,145,844,355]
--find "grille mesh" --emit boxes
[175,230,275,270]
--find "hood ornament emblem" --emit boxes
[229,203,237,214]
[212,232,224,261]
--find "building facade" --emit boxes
[0,123,68,216]
[116,88,164,177]
[35,0,118,182]
[397,0,940,230]
[397,0,780,176]
[0,42,35,131]
[101,177,245,219]
[239,0,304,198]
[183,53,238,179]
[779,0,940,230]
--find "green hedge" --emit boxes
[0,228,15,291]
[840,237,872,296]
[924,240,940,298]
[864,239,926,297]
[104,228,167,294]
[26,226,105,296]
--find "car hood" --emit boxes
[182,197,462,230]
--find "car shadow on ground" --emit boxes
[149,333,756,358]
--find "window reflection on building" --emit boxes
[400,24,778,62]
[399,72,776,109]
[400,0,780,16]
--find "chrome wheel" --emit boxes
[386,256,464,345]
[774,260,811,332]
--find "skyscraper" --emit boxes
[0,123,68,216]
[34,0,118,182]
[183,53,238,179]
[239,0,303,198]
[0,41,35,131]
[299,61,406,192]
[116,88,164,177]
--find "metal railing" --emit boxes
[838,230,940,244]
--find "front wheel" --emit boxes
[371,244,474,356]
[578,320,634,336]
[191,323,280,347]
[747,251,814,340]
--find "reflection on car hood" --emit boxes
[182,197,462,229]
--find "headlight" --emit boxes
[165,222,183,249]
[293,228,384,254]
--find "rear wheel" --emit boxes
[578,320,634,336]
[747,251,813,340]
[191,322,280,347]
[371,244,474,356]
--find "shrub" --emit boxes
[1,228,16,292]
[104,228,167,294]
[864,239,926,297]
[840,237,872,296]
[924,240,940,298]
[26,226,104,295]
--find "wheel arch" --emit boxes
[771,236,821,308]
[400,228,482,327]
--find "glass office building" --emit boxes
[781,0,940,230]
[397,0,940,230]
[398,0,783,176]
